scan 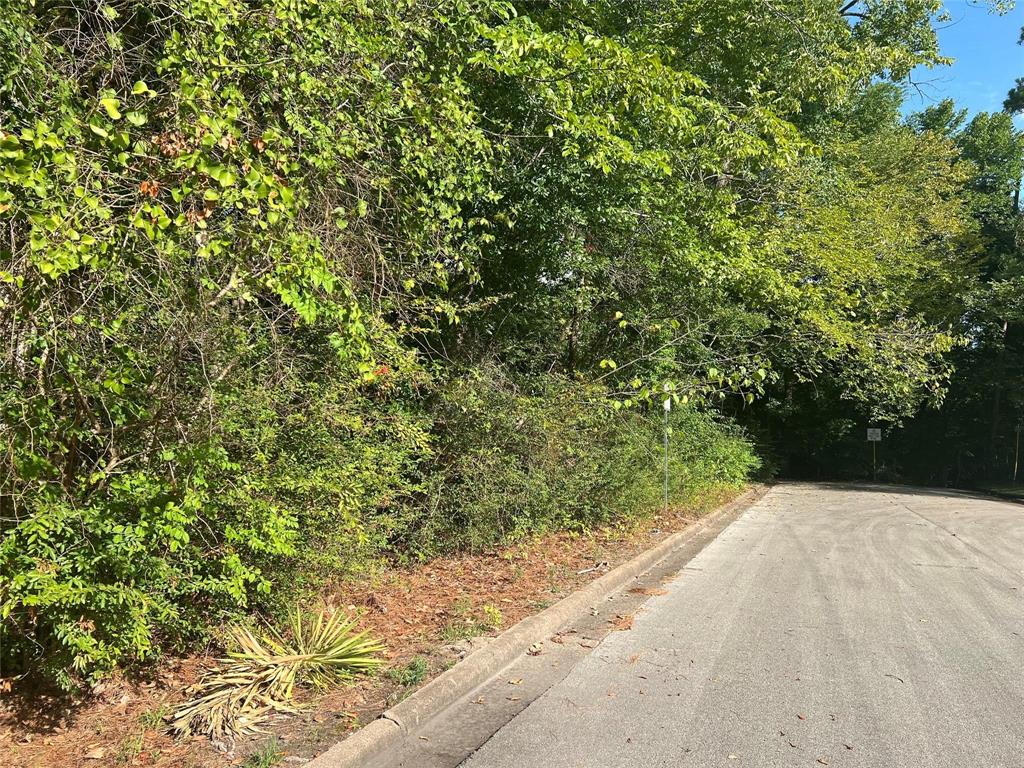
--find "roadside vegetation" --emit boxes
[1,0,1022,716]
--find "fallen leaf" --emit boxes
[797,714,806,720]
[85,747,107,760]
[628,587,668,596]
[728,754,739,760]
[527,642,543,656]
[611,614,634,631]
[508,678,523,685]
[817,758,830,765]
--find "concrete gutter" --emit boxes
[305,485,766,768]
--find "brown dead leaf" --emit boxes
[85,747,107,760]
[507,678,523,686]
[628,587,668,596]
[611,614,634,631]
[526,642,543,656]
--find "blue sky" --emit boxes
[904,1,1024,122]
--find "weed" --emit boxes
[451,596,473,616]
[115,730,145,765]
[481,604,503,630]
[243,738,284,768]
[138,703,170,729]
[385,657,428,688]
[440,602,503,641]
[439,619,479,642]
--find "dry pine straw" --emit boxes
[0,486,741,768]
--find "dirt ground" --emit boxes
[0,486,742,768]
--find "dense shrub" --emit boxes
[412,369,758,554]
[0,0,499,687]
[3,0,974,691]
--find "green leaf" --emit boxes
[99,98,122,120]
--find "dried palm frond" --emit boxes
[170,606,384,740]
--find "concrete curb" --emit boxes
[305,486,767,768]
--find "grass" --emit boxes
[138,703,170,729]
[438,602,503,642]
[242,738,284,768]
[115,730,145,765]
[112,704,173,765]
[439,619,480,642]
[384,657,428,688]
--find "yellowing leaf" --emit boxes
[99,97,122,120]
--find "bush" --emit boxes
[0,0,494,687]
[407,368,758,554]
[0,1,762,689]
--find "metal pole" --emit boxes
[663,404,669,515]
[872,441,877,482]
[1014,426,1020,485]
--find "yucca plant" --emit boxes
[170,606,384,740]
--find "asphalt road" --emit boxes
[460,483,1024,768]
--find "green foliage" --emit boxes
[413,370,757,554]
[242,739,284,768]
[385,656,429,688]
[0,0,496,686]
[2,0,1006,689]
[764,101,1024,482]
[438,598,508,641]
